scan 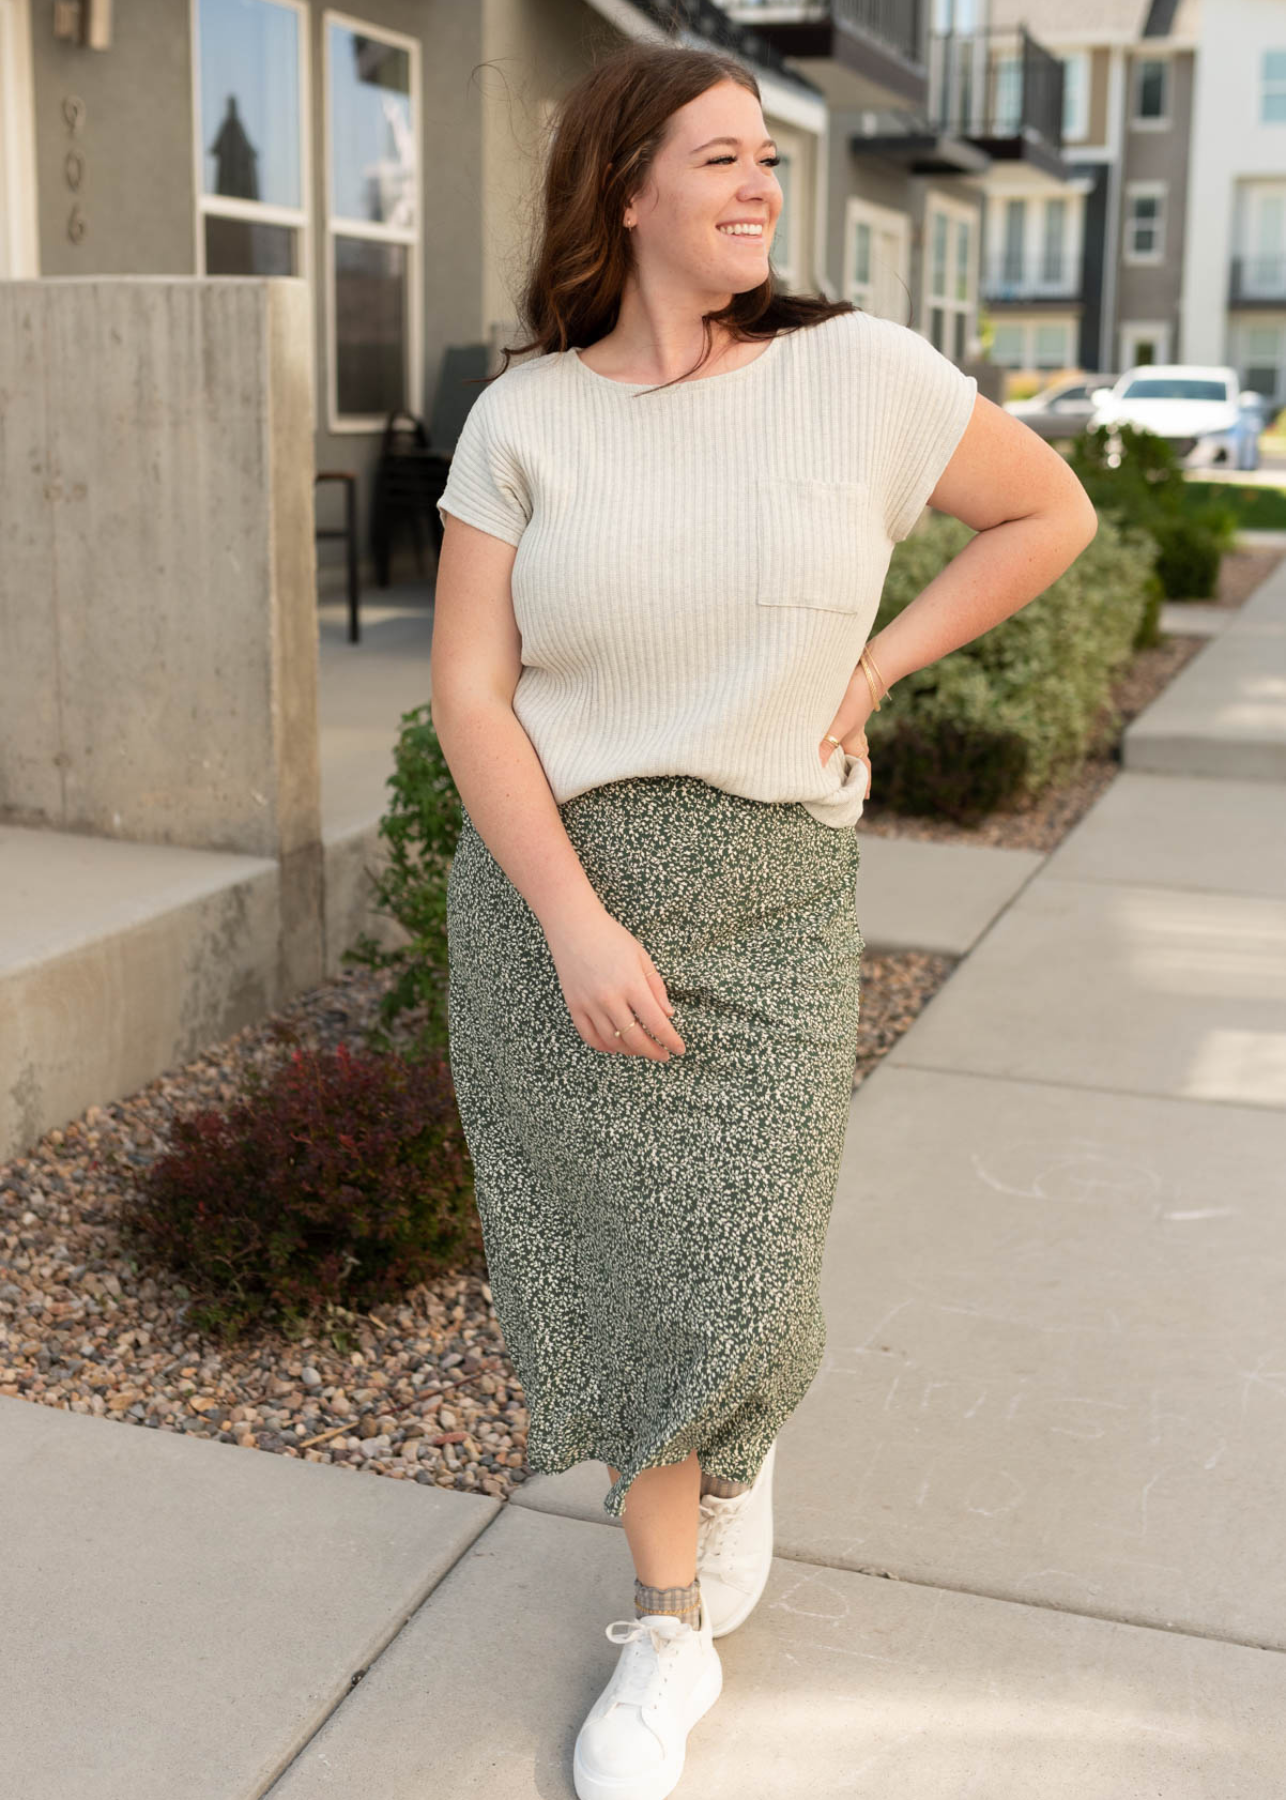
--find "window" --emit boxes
[925,195,975,363]
[324,12,420,431]
[1062,51,1089,141]
[768,126,806,292]
[990,321,1025,367]
[1242,323,1284,403]
[1262,50,1286,124]
[194,0,309,276]
[853,219,871,297]
[987,320,1076,371]
[1132,56,1168,125]
[1034,321,1071,369]
[1242,187,1286,297]
[1124,183,1165,262]
[1001,196,1025,283]
[994,54,1022,134]
[845,196,909,319]
[1120,376,1229,402]
[1042,197,1067,284]
[985,192,1079,296]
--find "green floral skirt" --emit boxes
[445,774,864,1520]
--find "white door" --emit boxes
[0,0,39,277]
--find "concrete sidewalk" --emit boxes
[5,565,1286,1797]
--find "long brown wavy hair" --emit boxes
[491,39,859,396]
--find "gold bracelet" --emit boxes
[860,645,891,710]
[859,656,882,713]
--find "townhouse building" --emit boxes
[1187,0,1286,410]
[971,0,1286,406]
[981,0,1199,383]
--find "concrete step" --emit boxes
[0,1394,499,1800]
[1125,563,1286,778]
[853,835,1043,958]
[0,816,406,1166]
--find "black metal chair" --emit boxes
[369,343,493,588]
[314,469,361,643]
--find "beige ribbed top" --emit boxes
[435,308,977,828]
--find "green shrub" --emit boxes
[117,1043,479,1344]
[1150,513,1224,599]
[1068,422,1236,599]
[868,510,1157,822]
[343,706,461,1063]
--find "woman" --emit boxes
[431,40,1097,1800]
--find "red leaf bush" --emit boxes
[119,1044,480,1343]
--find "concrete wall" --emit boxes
[31,0,193,278]
[478,0,626,347]
[0,277,319,861]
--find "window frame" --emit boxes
[322,7,422,436]
[1240,183,1286,299]
[986,317,1075,372]
[1261,49,1286,125]
[0,0,39,277]
[1061,49,1090,142]
[767,122,807,292]
[1123,180,1166,264]
[190,0,313,280]
[1130,55,1170,129]
[1118,320,1171,368]
[843,194,909,318]
[922,189,977,364]
[1238,320,1285,405]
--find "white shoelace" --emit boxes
[698,1492,747,1563]
[602,1617,686,1708]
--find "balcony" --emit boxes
[982,249,1084,304]
[634,0,826,97]
[928,24,1073,184]
[722,0,928,107]
[1230,254,1286,307]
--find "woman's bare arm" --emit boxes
[429,515,604,938]
[867,393,1100,690]
[825,394,1099,750]
[430,512,685,1060]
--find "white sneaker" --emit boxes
[572,1594,723,1800]
[695,1440,776,1638]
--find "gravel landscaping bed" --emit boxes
[3,543,1279,1508]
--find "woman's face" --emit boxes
[623,79,782,299]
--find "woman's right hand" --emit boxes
[543,909,687,1061]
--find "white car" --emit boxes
[1089,364,1263,471]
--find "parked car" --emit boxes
[1005,373,1118,440]
[1088,365,1264,471]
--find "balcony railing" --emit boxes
[981,250,1084,302]
[929,24,1065,154]
[726,0,921,66]
[1230,254,1286,304]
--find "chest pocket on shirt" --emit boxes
[754,476,872,613]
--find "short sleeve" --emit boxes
[435,386,532,549]
[877,323,978,543]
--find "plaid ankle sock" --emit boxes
[634,1576,702,1627]
[700,1470,752,1498]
